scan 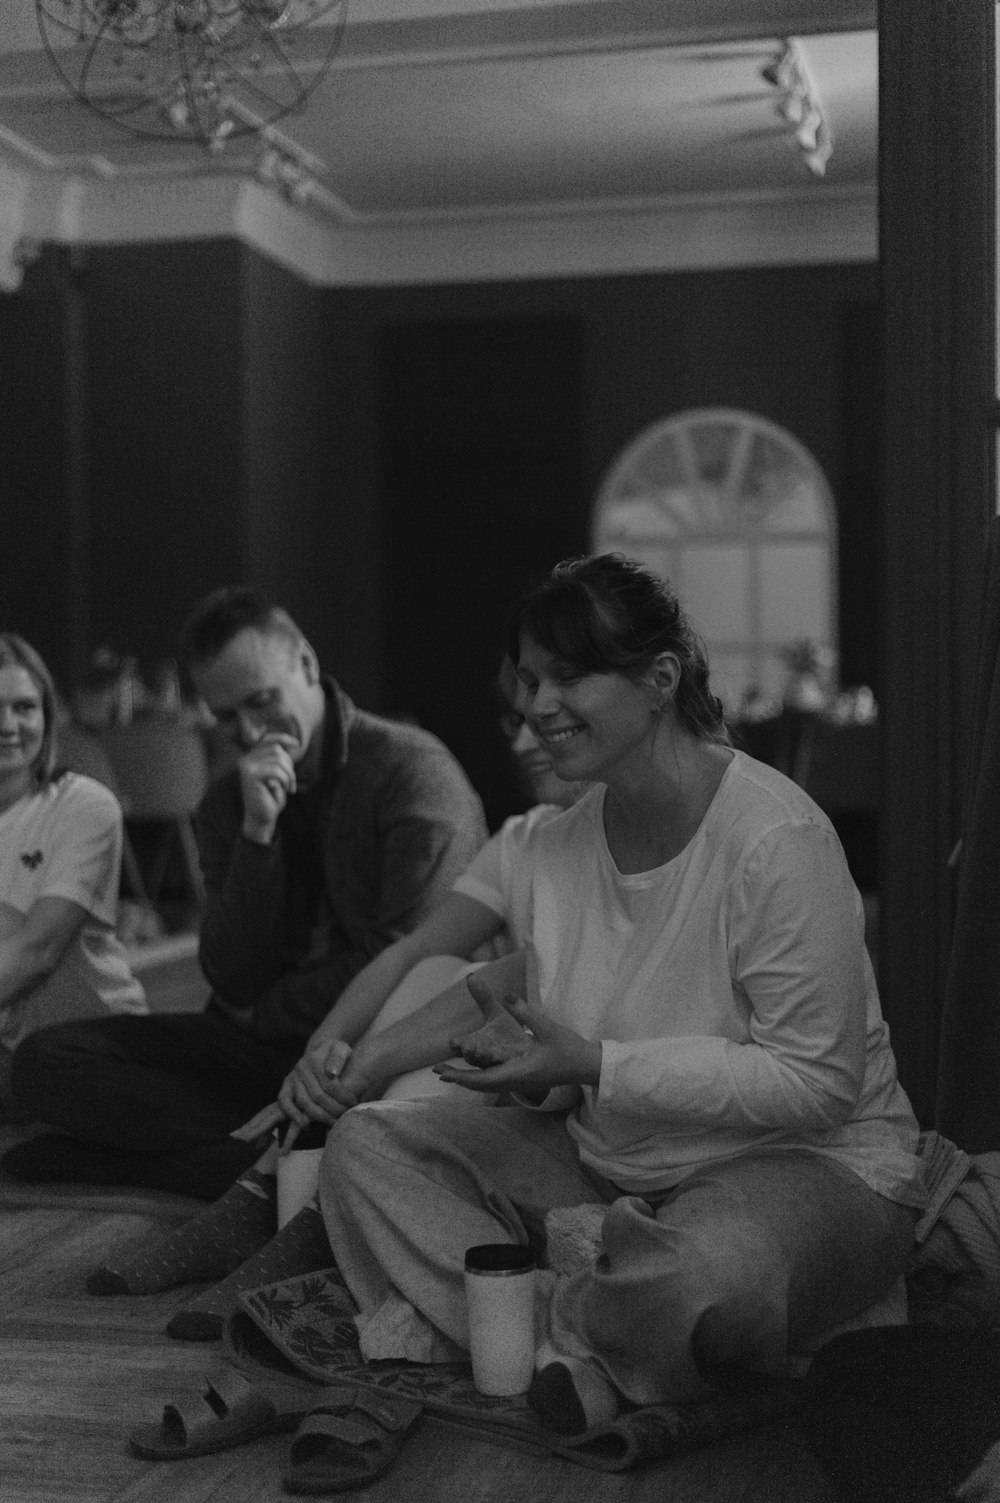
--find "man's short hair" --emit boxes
[178,587,302,670]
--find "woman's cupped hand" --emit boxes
[434,971,601,1095]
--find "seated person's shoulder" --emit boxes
[50,770,123,826]
[348,706,438,752]
[343,711,486,839]
[346,709,473,788]
[500,799,581,847]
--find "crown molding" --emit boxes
[3,159,875,290]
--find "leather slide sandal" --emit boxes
[129,1367,315,1459]
[283,1385,423,1494]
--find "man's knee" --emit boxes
[11,1023,68,1096]
[11,1018,113,1103]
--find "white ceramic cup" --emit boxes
[463,1243,537,1396]
[276,1146,323,1228]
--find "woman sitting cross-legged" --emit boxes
[0,634,146,1111]
[313,552,925,1435]
[85,679,584,1319]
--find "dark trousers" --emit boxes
[10,1005,303,1199]
[801,1325,1000,1503]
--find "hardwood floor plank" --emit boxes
[3,1423,151,1503]
[114,1441,291,1503]
[0,1219,205,1318]
[0,1182,202,1217]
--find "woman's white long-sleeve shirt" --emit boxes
[454,752,924,1209]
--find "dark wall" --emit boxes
[0,241,879,822]
[0,246,76,683]
[326,264,880,820]
[0,240,247,687]
[379,313,587,822]
[240,250,383,693]
[85,240,246,662]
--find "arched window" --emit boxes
[592,408,837,712]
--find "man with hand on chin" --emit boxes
[5,588,487,1199]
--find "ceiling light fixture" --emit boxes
[760,50,794,92]
[760,39,832,180]
[795,104,823,154]
[35,0,348,151]
[777,87,807,128]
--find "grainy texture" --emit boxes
[0,1185,836,1503]
[0,948,837,1502]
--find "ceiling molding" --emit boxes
[5,166,874,289]
[258,182,877,284]
[0,2,878,291]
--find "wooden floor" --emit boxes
[0,940,839,1502]
[0,1191,839,1503]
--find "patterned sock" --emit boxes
[165,1201,334,1342]
[86,1167,277,1296]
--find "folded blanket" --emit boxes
[936,1155,1000,1278]
[915,1130,974,1244]
[911,1132,1000,1283]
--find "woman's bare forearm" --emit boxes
[309,892,502,1051]
[339,979,481,1097]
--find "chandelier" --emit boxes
[35,0,349,150]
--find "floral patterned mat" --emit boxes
[223,1266,804,1473]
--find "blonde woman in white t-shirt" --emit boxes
[0,635,145,1103]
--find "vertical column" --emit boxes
[62,246,92,686]
[878,0,996,1120]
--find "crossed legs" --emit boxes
[320,1097,917,1406]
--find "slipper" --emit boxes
[283,1385,423,1494]
[128,1367,315,1459]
